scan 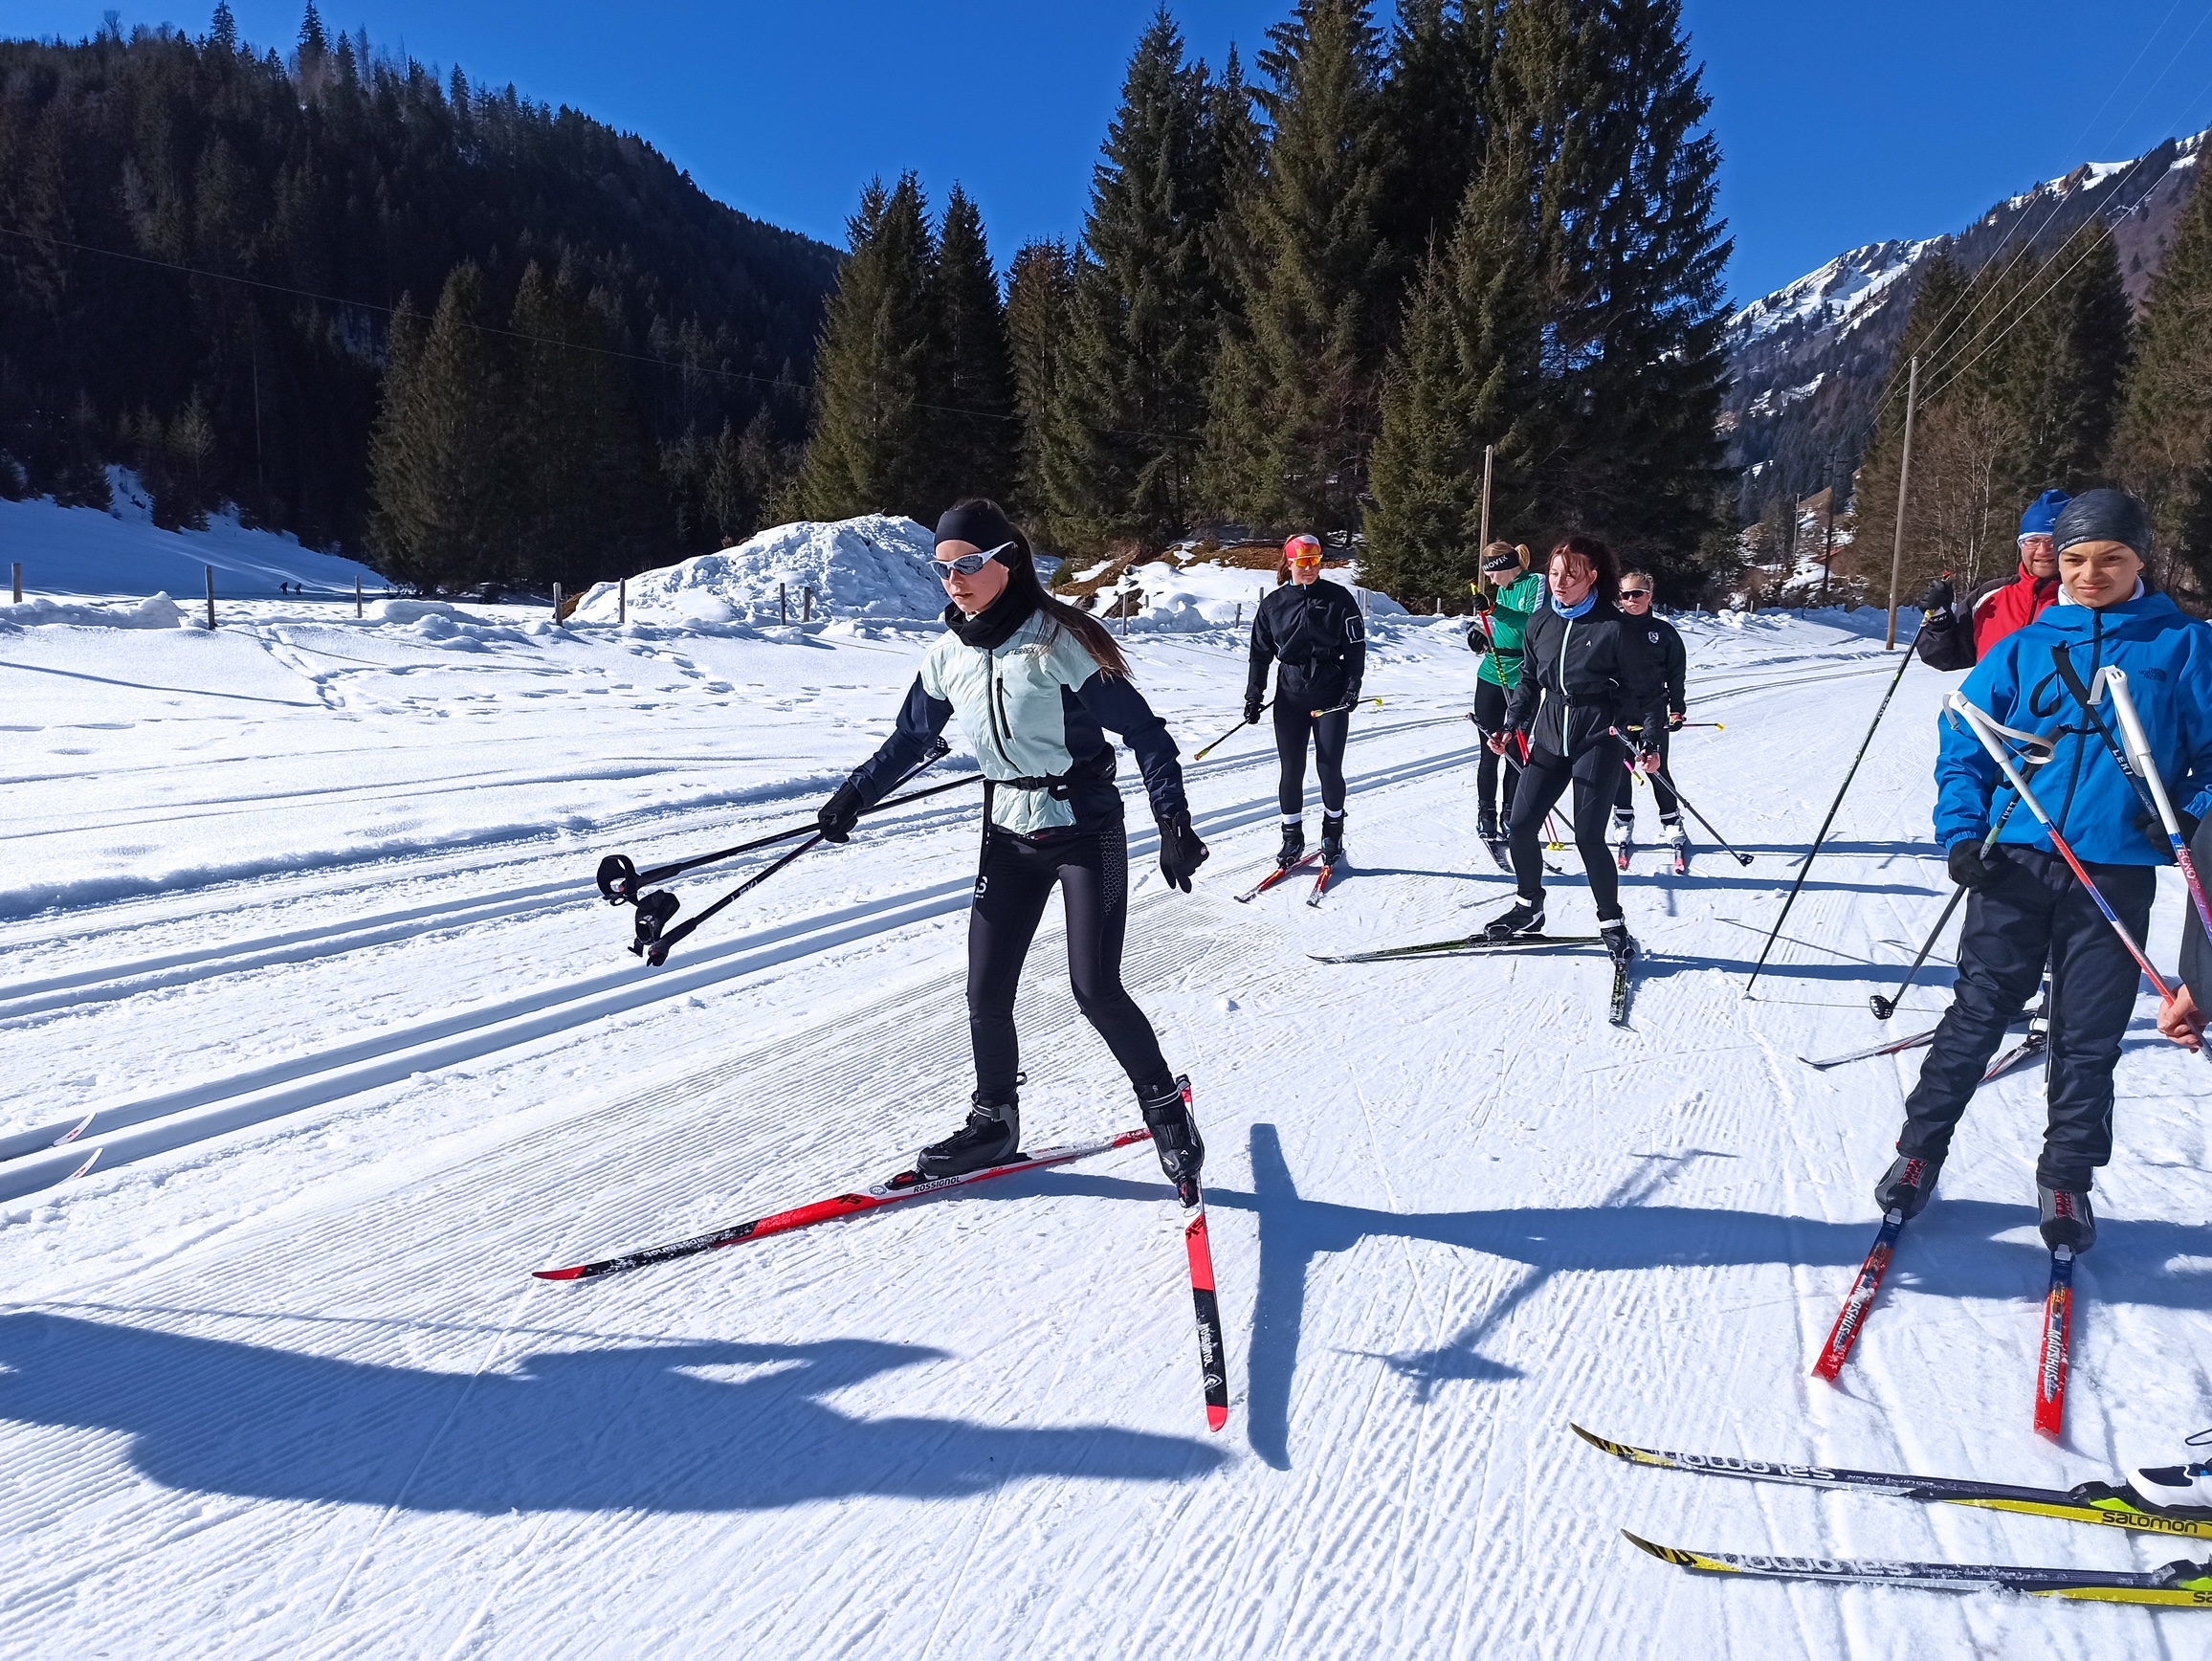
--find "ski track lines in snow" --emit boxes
[3,612,2209,1658]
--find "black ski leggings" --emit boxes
[1508,741,1626,920]
[968,825,1173,1104]
[1612,729,1679,818]
[1473,679,1521,825]
[1273,700,1350,817]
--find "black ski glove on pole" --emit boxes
[1948,839,1998,889]
[1243,697,1263,724]
[1156,808,1209,893]
[1920,578,1955,618]
[816,783,864,844]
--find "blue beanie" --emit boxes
[2018,489,2070,540]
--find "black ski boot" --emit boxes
[2039,1184,2096,1251]
[1600,917,1635,964]
[1139,1075,1205,1207]
[1477,808,1500,845]
[1482,899,1545,942]
[1872,1151,1942,1220]
[1275,820,1306,869]
[1319,811,1346,867]
[917,1092,1019,1179]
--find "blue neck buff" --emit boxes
[1551,589,1598,620]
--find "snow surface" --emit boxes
[2,543,2210,1656]
[0,469,385,603]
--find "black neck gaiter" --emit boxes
[945,587,1037,651]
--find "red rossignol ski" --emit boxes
[532,1128,1152,1282]
[1813,1209,1906,1382]
[1236,852,1319,903]
[1169,1077,1230,1431]
[2034,1246,2076,1440]
[1307,863,1336,907]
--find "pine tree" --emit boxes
[1203,0,1392,536]
[2020,221,2131,491]
[508,260,666,590]
[1497,0,1730,591]
[791,174,938,522]
[1366,138,1550,604]
[366,265,514,590]
[1374,0,1495,288]
[2117,166,2212,595]
[1051,12,1228,553]
[210,2,237,52]
[1005,237,1078,543]
[925,183,1017,517]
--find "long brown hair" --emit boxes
[1550,534,1622,607]
[953,498,1132,679]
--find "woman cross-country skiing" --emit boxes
[1467,542,1545,863]
[1244,534,1367,869]
[1483,536,1665,963]
[1607,568,1689,859]
[814,498,1210,1188]
[1870,490,2212,1251]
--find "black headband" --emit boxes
[1480,551,1521,573]
[2052,489,2153,559]
[936,501,1026,558]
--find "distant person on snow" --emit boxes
[1872,489,2212,1251]
[1467,542,1544,856]
[1483,536,1666,964]
[1245,534,1366,870]
[813,498,1209,1190]
[1607,568,1689,855]
[1913,489,2070,671]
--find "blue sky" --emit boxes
[10,1,2212,305]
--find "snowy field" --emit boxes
[2,512,2209,1656]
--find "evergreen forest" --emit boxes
[5,1,2207,608]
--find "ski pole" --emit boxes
[596,742,968,904]
[1194,700,1270,762]
[1746,638,1921,994]
[1310,697,1383,718]
[2084,669,2212,944]
[1869,792,2024,1019]
[1947,694,2204,1053]
[1674,721,1726,730]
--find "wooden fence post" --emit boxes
[780,582,788,624]
[10,562,20,604]
[803,586,813,621]
[205,565,215,630]
[354,573,363,618]
[619,578,627,624]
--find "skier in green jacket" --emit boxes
[1468,542,1546,863]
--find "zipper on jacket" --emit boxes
[2053,612,2103,838]
[983,646,1018,772]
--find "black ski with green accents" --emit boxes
[1624,1532,2212,1606]
[1312,935,1605,965]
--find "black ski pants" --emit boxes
[1612,730,1679,819]
[1472,679,1521,828]
[1508,739,1626,921]
[1273,700,1350,818]
[1897,846,2155,1190]
[968,825,1173,1105]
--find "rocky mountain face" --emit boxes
[1721,127,2205,519]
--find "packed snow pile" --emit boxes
[573,515,945,626]
[0,591,188,631]
[0,468,386,599]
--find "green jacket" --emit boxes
[1469,569,1546,688]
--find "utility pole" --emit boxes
[1818,454,1837,608]
[1477,443,1494,553]
[1884,354,1921,651]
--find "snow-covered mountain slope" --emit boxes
[1724,127,2206,508]
[1,605,2207,1656]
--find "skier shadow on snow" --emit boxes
[0,1314,1222,1513]
[1010,1133,2212,1473]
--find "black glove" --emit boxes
[1156,808,1208,893]
[1948,839,1998,889]
[816,783,864,844]
[1921,578,1955,615]
[1468,588,1493,615]
[1244,698,1263,725]
[1667,710,1685,733]
[1344,687,1362,710]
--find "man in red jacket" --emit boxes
[1914,489,2069,671]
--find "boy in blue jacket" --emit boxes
[1872,490,2212,1251]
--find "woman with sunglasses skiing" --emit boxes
[1483,536,1666,966]
[1244,534,1367,872]
[1607,569,1689,866]
[813,499,1210,1189]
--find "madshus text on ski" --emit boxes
[564,490,2212,1588]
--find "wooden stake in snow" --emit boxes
[804,587,813,622]
[355,573,363,619]
[10,562,20,604]
[619,578,627,625]
[553,582,564,626]
[205,565,215,631]
[780,582,788,625]
[1478,442,1494,551]
[1884,354,1920,651]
